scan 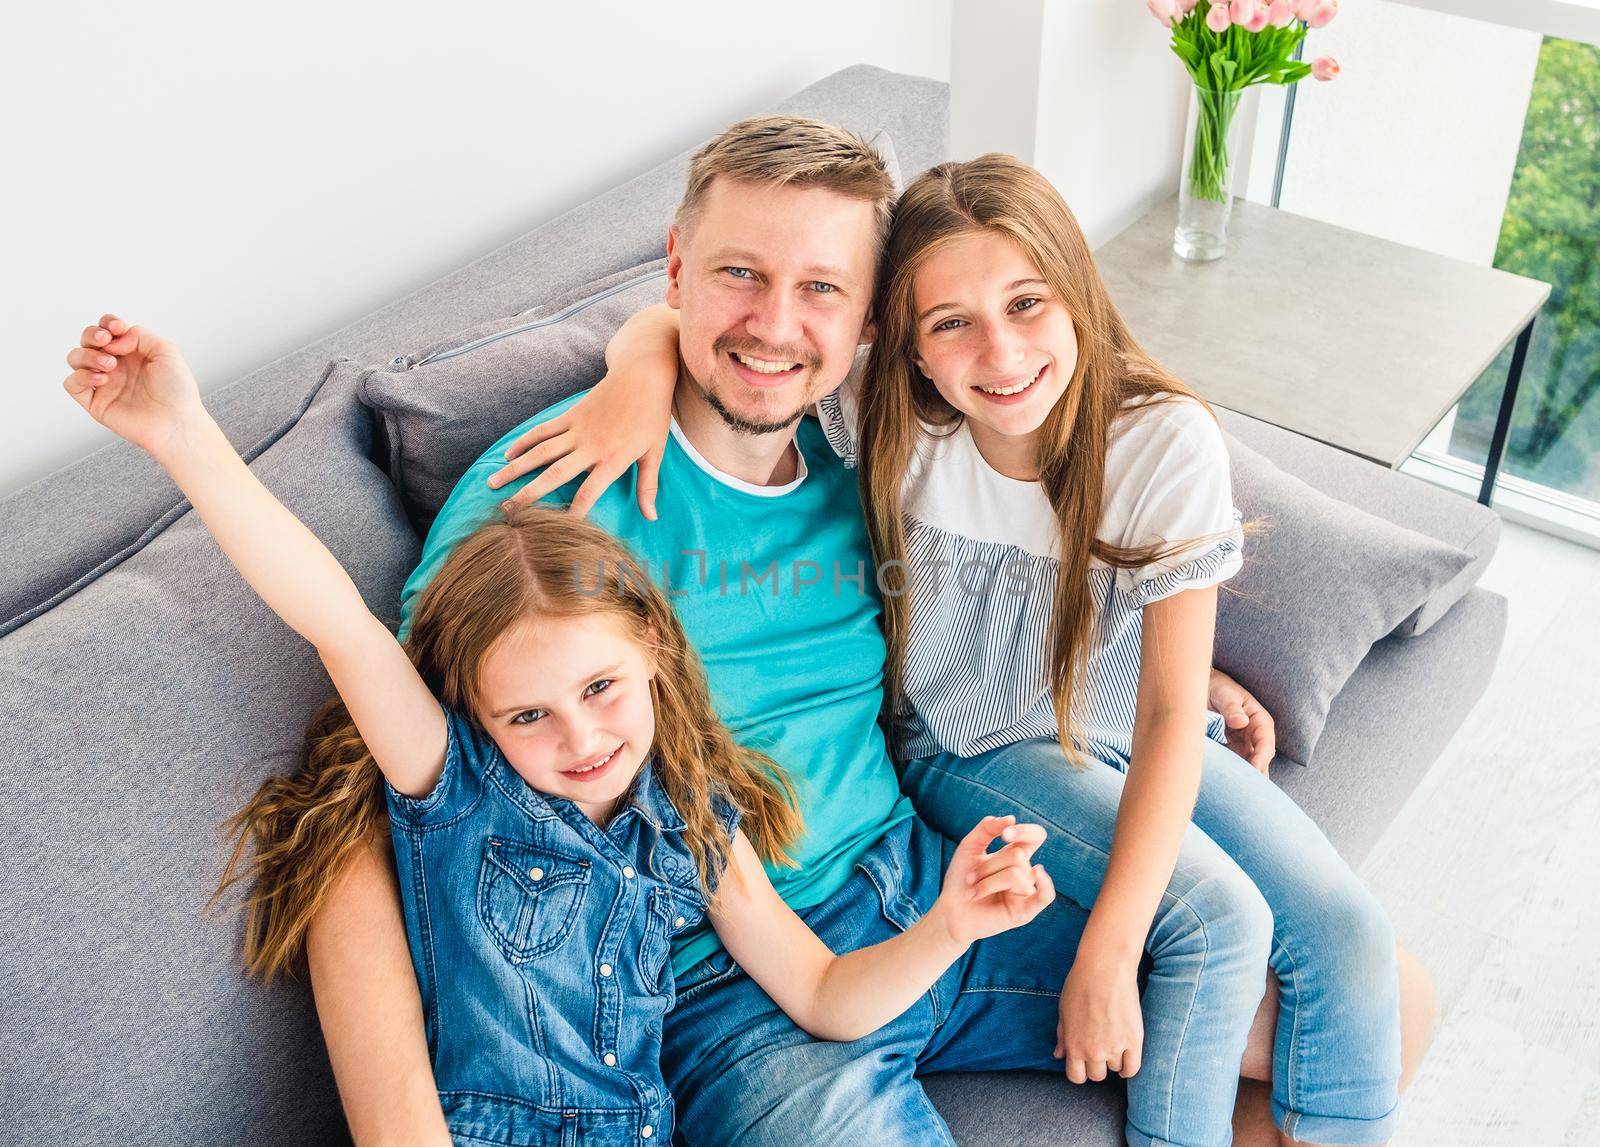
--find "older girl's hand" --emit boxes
[62,314,208,459]
[487,303,681,520]
[1055,951,1144,1084]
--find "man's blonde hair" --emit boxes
[675,115,897,252]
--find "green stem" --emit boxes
[1187,86,1243,204]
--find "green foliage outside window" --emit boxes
[1449,37,1600,504]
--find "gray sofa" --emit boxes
[1,65,1505,1146]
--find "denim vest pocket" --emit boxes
[478,837,591,964]
[639,888,674,997]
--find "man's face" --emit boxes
[666,178,878,435]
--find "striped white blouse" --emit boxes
[818,369,1244,763]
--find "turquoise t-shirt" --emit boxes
[398,391,915,974]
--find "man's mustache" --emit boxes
[713,334,820,369]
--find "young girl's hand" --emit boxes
[932,815,1056,947]
[62,314,208,459]
[1055,952,1145,1084]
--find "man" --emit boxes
[309,116,1426,1146]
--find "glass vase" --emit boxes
[1174,83,1258,262]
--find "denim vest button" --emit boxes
[528,866,544,881]
[642,1125,654,1139]
[674,916,686,928]
[603,1052,617,1066]
[622,865,635,879]
[600,963,613,977]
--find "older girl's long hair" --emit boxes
[858,154,1214,765]
[211,504,801,984]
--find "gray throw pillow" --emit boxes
[1215,433,1474,766]
[1214,407,1501,638]
[360,259,670,533]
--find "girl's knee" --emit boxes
[1160,866,1276,968]
[1321,884,1398,987]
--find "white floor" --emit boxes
[1358,521,1600,1146]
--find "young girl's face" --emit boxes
[910,229,1078,458]
[474,612,657,823]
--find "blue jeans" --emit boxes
[661,816,1083,1145]
[902,737,1402,1147]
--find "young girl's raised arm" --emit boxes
[709,816,1056,1042]
[63,315,446,797]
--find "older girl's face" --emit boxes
[910,230,1078,474]
[475,612,657,824]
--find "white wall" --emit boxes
[1034,1,1194,251]
[1247,0,1541,266]
[950,0,1192,251]
[4,1,950,498]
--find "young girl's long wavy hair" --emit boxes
[858,154,1217,765]
[211,504,801,984]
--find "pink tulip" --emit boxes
[1246,5,1271,30]
[1311,55,1341,80]
[1291,0,1320,17]
[1267,0,1295,26]
[1180,0,1201,10]
[1305,0,1338,27]
[1147,0,1181,26]
[1229,0,1257,24]
[1206,2,1232,32]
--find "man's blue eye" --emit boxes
[811,282,838,294]
[725,267,754,280]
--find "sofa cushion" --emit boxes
[1271,585,1507,866]
[1215,407,1500,637]
[0,359,417,1146]
[1214,433,1474,766]
[0,364,338,641]
[360,259,671,533]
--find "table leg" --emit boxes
[1478,316,1536,507]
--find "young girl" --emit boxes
[505,156,1413,1147]
[60,314,1057,1147]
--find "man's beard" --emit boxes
[696,334,821,435]
[702,384,809,436]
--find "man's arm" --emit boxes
[306,835,450,1147]
[1206,666,1276,773]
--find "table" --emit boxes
[1094,195,1551,506]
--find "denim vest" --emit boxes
[387,708,739,1146]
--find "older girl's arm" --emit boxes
[1056,584,1218,1083]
